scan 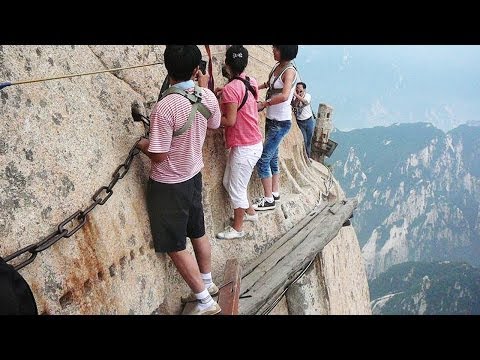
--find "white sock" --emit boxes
[272,191,279,197]
[200,272,213,288]
[265,196,274,203]
[195,288,214,310]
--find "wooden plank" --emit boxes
[241,202,341,294]
[239,198,357,315]
[241,209,327,293]
[242,201,330,277]
[218,259,242,315]
[241,199,356,314]
[255,265,306,315]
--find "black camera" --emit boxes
[221,64,231,80]
[199,60,207,75]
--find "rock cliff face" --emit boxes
[0,45,370,314]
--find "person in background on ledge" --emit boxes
[254,45,298,211]
[136,45,221,315]
[292,82,315,158]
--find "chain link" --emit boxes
[4,137,143,270]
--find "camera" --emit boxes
[221,64,232,80]
[199,60,207,75]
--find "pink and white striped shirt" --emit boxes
[148,86,221,183]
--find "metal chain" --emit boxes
[4,137,143,271]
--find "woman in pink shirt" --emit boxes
[216,45,263,240]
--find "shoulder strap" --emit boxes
[193,87,212,120]
[158,75,170,101]
[267,62,281,86]
[160,85,187,99]
[160,85,212,137]
[204,45,215,91]
[267,62,297,98]
[274,63,297,89]
[231,76,256,112]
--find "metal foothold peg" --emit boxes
[131,101,144,122]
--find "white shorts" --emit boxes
[223,141,263,209]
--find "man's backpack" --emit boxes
[0,257,38,315]
[158,85,212,137]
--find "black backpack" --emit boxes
[230,76,257,111]
[0,257,38,315]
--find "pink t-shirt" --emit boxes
[148,87,221,184]
[221,74,263,149]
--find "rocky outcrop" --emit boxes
[0,45,370,314]
[284,227,371,315]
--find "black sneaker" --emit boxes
[273,194,280,202]
[252,197,276,211]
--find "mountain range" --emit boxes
[329,122,480,279]
[370,261,480,315]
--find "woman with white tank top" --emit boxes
[254,45,298,211]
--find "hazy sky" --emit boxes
[294,45,480,132]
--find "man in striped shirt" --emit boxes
[137,46,221,315]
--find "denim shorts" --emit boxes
[256,119,291,179]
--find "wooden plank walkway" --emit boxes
[181,198,357,315]
[239,198,357,315]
